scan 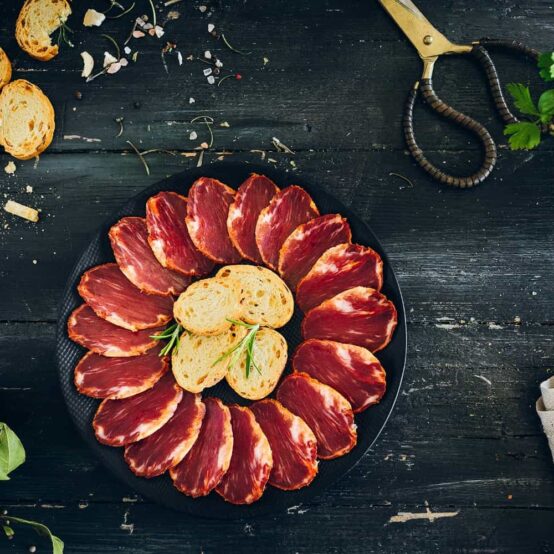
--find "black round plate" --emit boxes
[56,161,407,519]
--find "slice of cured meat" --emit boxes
[67,304,160,357]
[293,339,386,413]
[250,399,318,490]
[74,346,169,400]
[186,177,242,264]
[146,192,215,277]
[78,263,173,331]
[227,173,279,263]
[278,214,352,290]
[124,392,205,477]
[215,405,273,505]
[109,216,190,296]
[277,373,357,460]
[296,243,383,313]
[255,185,319,270]
[93,372,182,446]
[302,286,397,353]
[170,398,233,497]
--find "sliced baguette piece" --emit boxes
[172,325,247,393]
[0,79,55,159]
[0,49,12,91]
[216,265,294,329]
[226,327,288,400]
[16,0,72,61]
[173,277,242,336]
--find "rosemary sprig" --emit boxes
[211,319,262,378]
[150,322,183,356]
[57,19,74,48]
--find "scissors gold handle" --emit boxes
[380,0,540,188]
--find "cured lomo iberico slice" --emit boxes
[250,399,318,491]
[227,174,279,264]
[255,185,319,270]
[74,345,169,399]
[124,392,205,478]
[109,217,190,296]
[78,263,173,331]
[277,373,357,460]
[215,405,273,505]
[186,177,242,264]
[296,243,384,313]
[293,339,386,413]
[67,304,160,357]
[93,373,182,446]
[170,397,233,498]
[302,286,397,352]
[146,192,215,277]
[278,214,352,290]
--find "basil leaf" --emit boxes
[538,89,554,117]
[504,121,541,151]
[4,516,63,553]
[0,422,26,480]
[506,83,539,116]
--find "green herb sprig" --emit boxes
[56,19,74,49]
[150,322,183,356]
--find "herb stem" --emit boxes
[190,115,214,148]
[147,0,157,26]
[126,140,150,175]
[220,33,251,55]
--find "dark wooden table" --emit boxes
[1,1,553,552]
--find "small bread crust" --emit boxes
[0,49,12,91]
[16,0,72,61]
[172,326,247,393]
[226,327,288,400]
[173,278,242,335]
[0,79,55,160]
[216,265,294,329]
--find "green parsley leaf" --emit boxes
[538,89,554,119]
[0,422,26,480]
[2,516,64,553]
[504,121,541,150]
[506,83,539,116]
[538,52,554,82]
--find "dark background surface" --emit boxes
[0,0,553,552]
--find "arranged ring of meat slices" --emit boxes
[67,304,161,357]
[227,174,279,264]
[255,185,319,270]
[293,339,386,413]
[93,373,183,447]
[277,373,357,460]
[250,399,318,491]
[296,243,384,313]
[146,192,215,277]
[278,214,352,290]
[78,263,173,331]
[109,216,191,296]
[302,286,397,353]
[186,177,242,264]
[170,397,233,498]
[124,392,205,478]
[215,405,273,505]
[74,345,169,400]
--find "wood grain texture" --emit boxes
[0,0,553,552]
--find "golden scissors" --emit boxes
[379,0,539,188]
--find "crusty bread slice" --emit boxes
[16,0,72,61]
[216,265,294,329]
[226,327,288,400]
[0,79,55,160]
[0,49,12,91]
[172,325,247,393]
[173,277,242,335]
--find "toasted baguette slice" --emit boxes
[216,265,294,329]
[226,327,288,400]
[0,49,12,91]
[172,325,247,393]
[173,277,242,335]
[16,0,72,61]
[0,79,55,160]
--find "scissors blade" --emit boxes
[378,0,471,59]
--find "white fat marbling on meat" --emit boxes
[332,297,355,313]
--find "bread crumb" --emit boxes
[83,9,106,27]
[4,161,16,174]
[4,200,39,222]
[32,259,37,264]
[25,185,33,193]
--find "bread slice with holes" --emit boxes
[0,79,55,160]
[216,265,294,329]
[172,325,247,393]
[0,49,12,91]
[16,0,72,61]
[226,327,288,400]
[173,277,242,336]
